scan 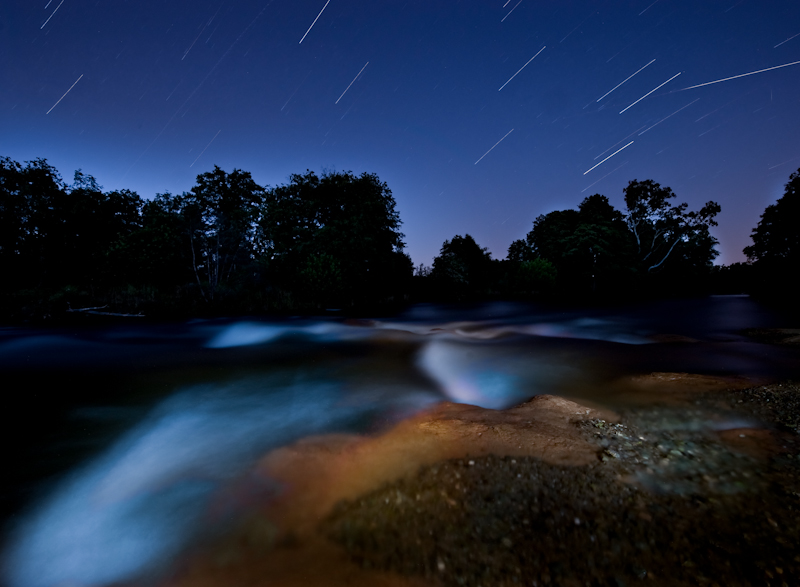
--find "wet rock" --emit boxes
[171,379,800,587]
[324,381,800,587]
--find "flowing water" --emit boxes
[0,296,798,587]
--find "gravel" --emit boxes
[324,382,800,587]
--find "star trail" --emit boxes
[3,0,799,267]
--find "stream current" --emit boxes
[0,296,798,587]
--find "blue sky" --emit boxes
[3,0,799,266]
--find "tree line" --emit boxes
[424,180,722,301]
[0,158,411,319]
[0,156,796,321]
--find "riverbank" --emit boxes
[167,375,800,587]
[325,381,800,587]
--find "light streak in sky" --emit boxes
[123,5,268,179]
[581,161,628,192]
[40,0,64,29]
[335,62,369,104]
[594,126,645,160]
[281,72,311,111]
[774,32,800,49]
[678,60,800,90]
[596,59,655,102]
[724,0,744,13]
[474,129,514,164]
[339,102,355,120]
[299,0,331,44]
[183,5,222,60]
[561,11,595,44]
[583,141,633,175]
[693,90,752,121]
[503,0,512,7]
[44,0,52,8]
[767,154,800,170]
[46,74,82,114]
[698,124,720,137]
[165,81,181,101]
[638,97,700,135]
[619,72,681,113]
[638,0,660,16]
[498,46,545,91]
[501,0,522,22]
[190,130,221,167]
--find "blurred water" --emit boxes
[1,297,797,587]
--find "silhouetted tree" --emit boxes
[507,239,535,263]
[744,167,800,293]
[111,192,189,288]
[564,194,634,292]
[431,234,493,299]
[179,166,265,301]
[521,195,633,294]
[526,209,580,264]
[623,179,720,275]
[0,157,67,286]
[508,258,557,295]
[260,170,410,306]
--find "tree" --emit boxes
[59,171,143,287]
[526,209,580,263]
[0,159,144,289]
[564,194,634,292]
[112,192,190,288]
[260,170,409,306]
[744,168,800,291]
[744,167,800,266]
[180,166,265,301]
[623,179,720,274]
[431,234,493,298]
[0,157,66,286]
[520,195,633,294]
[509,258,557,295]
[507,239,535,263]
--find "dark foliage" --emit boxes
[430,234,495,300]
[1,154,756,321]
[260,169,411,308]
[744,168,800,297]
[512,183,721,298]
[623,179,720,282]
[0,158,412,321]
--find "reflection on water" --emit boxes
[1,297,797,587]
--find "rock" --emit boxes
[167,395,617,587]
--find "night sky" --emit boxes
[3,1,799,267]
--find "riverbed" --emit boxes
[1,296,798,586]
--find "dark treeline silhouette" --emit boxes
[1,156,797,321]
[0,157,411,321]
[737,168,800,302]
[418,181,722,302]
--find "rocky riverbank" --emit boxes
[325,382,800,587]
[171,379,800,587]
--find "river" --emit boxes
[1,296,798,587]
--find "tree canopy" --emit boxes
[743,168,800,293]
[623,179,720,275]
[509,183,721,296]
[260,170,411,306]
[0,154,754,320]
[744,168,800,266]
[178,165,265,301]
[431,233,493,298]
